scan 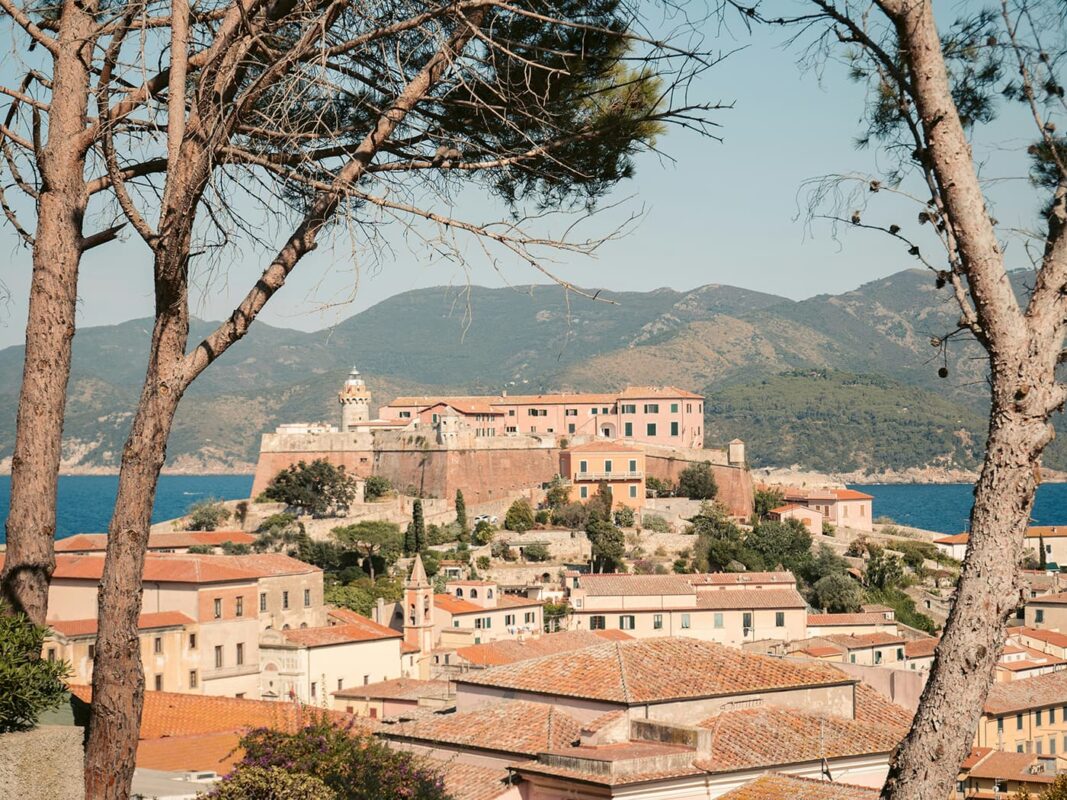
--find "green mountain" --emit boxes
[0,270,1059,473]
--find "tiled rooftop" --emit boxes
[564,440,643,453]
[455,630,631,667]
[579,574,695,596]
[696,587,807,610]
[382,700,581,756]
[334,678,452,701]
[696,706,904,772]
[718,774,880,799]
[689,571,796,586]
[431,759,511,800]
[824,632,906,649]
[1029,591,1067,605]
[965,749,1058,782]
[282,617,400,647]
[853,683,915,729]
[1009,626,1067,648]
[434,593,487,614]
[807,612,894,627]
[48,611,194,638]
[984,669,1067,714]
[904,637,939,658]
[27,552,319,584]
[455,637,853,704]
[55,531,257,552]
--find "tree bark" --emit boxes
[1,0,95,624]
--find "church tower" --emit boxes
[404,554,435,679]
[339,367,371,431]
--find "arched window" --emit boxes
[424,596,431,614]
[470,588,479,599]
[300,622,307,628]
[456,588,464,597]
[487,589,494,599]
[409,603,416,625]
[282,624,290,630]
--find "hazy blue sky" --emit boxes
[0,9,1044,350]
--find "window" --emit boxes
[646,423,657,436]
[1038,740,1044,754]
[470,588,479,599]
[525,612,536,624]
[88,644,95,660]
[1018,713,1024,731]
[213,598,222,618]
[236,643,245,666]
[189,633,197,649]
[1037,609,1045,623]
[505,614,516,626]
[591,408,598,415]
[1053,737,1059,755]
[896,647,905,660]
[214,646,224,668]
[1048,544,1054,554]
[624,422,633,437]
[590,615,606,630]
[1052,708,1057,724]
[742,612,752,632]
[670,421,679,436]
[189,670,198,689]
[775,612,785,627]
[338,679,344,691]
[629,485,637,498]
[620,615,636,630]
[154,675,162,691]
[150,636,161,654]
[628,459,637,472]
[850,654,857,664]
[455,587,464,597]
[304,589,311,607]
[579,460,588,473]
[713,612,724,628]
[670,403,679,413]
[311,682,317,698]
[1038,710,1044,727]
[580,486,588,499]
[399,410,411,418]
[875,650,883,664]
[568,424,575,434]
[621,404,636,414]
[643,403,659,413]
[565,409,578,416]
[235,596,244,617]
[1018,744,1025,753]
[260,592,267,612]
[282,591,290,610]
[998,717,1004,732]
[604,460,612,473]
[653,614,663,630]
[681,613,691,629]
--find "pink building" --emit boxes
[380,386,706,449]
[779,487,875,532]
[559,441,646,509]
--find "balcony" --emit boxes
[575,471,642,481]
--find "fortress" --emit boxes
[251,370,754,516]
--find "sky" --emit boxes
[0,6,1045,350]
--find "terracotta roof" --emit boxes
[455,637,854,704]
[965,749,1058,783]
[431,759,511,800]
[961,747,993,770]
[689,572,796,586]
[55,531,258,553]
[135,731,244,773]
[565,440,644,454]
[792,645,844,658]
[282,618,401,647]
[718,774,879,800]
[579,574,695,596]
[48,611,194,638]
[853,683,915,729]
[824,633,906,649]
[769,504,813,514]
[835,489,873,501]
[1010,626,1067,648]
[934,533,970,545]
[1027,526,1067,539]
[494,594,544,609]
[382,700,581,756]
[807,612,894,627]
[696,587,807,610]
[455,630,632,667]
[617,386,704,400]
[904,637,939,658]
[984,670,1067,714]
[327,607,375,625]
[424,400,504,416]
[696,706,904,772]
[433,593,484,614]
[1029,591,1067,605]
[33,552,318,584]
[334,678,451,701]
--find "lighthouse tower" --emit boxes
[338,367,371,431]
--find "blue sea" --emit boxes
[0,474,253,542]
[851,482,1067,534]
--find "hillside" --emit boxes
[0,269,1061,474]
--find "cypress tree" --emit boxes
[412,499,426,553]
[456,490,468,535]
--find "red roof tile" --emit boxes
[31,552,318,585]
[697,587,807,610]
[965,749,1058,783]
[382,700,581,756]
[431,759,511,800]
[56,531,257,553]
[904,637,939,658]
[48,611,194,638]
[853,683,915,728]
[807,612,894,627]
[564,440,642,454]
[455,630,632,667]
[578,574,695,596]
[456,637,853,704]
[824,632,906,649]
[282,618,400,647]
[835,489,873,501]
[334,678,451,701]
[983,670,1067,714]
[718,774,880,800]
[689,572,796,586]
[434,593,485,614]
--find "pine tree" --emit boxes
[412,500,426,553]
[1040,532,1048,570]
[455,490,468,535]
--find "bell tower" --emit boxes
[404,554,435,678]
[339,367,371,431]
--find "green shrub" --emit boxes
[476,556,491,571]
[523,543,551,562]
[1,609,70,733]
[472,520,493,546]
[185,498,231,531]
[200,766,336,800]
[364,475,392,501]
[642,514,670,533]
[534,509,551,524]
[677,462,717,500]
[263,460,358,517]
[614,506,635,527]
[504,499,535,532]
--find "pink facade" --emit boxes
[381,387,706,449]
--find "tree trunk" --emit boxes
[882,372,1054,799]
[1,0,95,624]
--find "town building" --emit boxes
[564,572,807,645]
[768,503,824,535]
[29,552,325,699]
[932,533,970,561]
[445,629,631,673]
[975,670,1067,755]
[777,487,875,532]
[1024,591,1067,631]
[559,441,646,509]
[787,633,906,666]
[54,530,257,555]
[258,613,406,703]
[806,611,898,638]
[935,526,1067,565]
[956,748,1062,798]
[332,677,453,718]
